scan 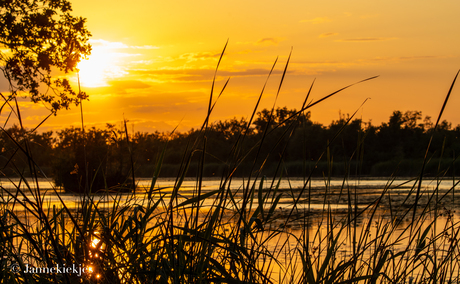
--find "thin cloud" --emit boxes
[129,67,289,83]
[319,33,338,38]
[294,55,440,67]
[178,52,221,62]
[300,17,331,24]
[237,49,260,55]
[130,45,160,50]
[83,80,152,95]
[369,55,439,62]
[398,56,438,60]
[294,60,342,65]
[257,38,283,45]
[108,79,151,90]
[336,37,396,42]
[133,67,286,77]
[236,39,284,46]
[89,39,128,49]
[89,39,160,50]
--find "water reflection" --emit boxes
[86,233,103,281]
[2,177,459,213]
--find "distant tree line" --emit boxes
[1,108,460,189]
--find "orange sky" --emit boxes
[2,0,460,133]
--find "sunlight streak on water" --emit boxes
[2,177,459,213]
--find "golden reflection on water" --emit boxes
[267,210,460,282]
[85,233,103,280]
[91,237,100,248]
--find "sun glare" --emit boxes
[91,237,100,248]
[77,47,127,88]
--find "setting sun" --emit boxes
[77,43,127,88]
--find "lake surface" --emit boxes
[1,176,458,213]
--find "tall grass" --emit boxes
[0,48,459,284]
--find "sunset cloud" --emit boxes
[108,80,151,90]
[130,67,287,83]
[319,33,338,38]
[256,38,283,45]
[89,39,160,50]
[130,45,160,50]
[291,55,441,69]
[300,17,331,24]
[336,37,396,42]
[367,55,440,63]
[178,52,221,62]
[397,55,438,60]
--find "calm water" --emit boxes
[1,176,458,211]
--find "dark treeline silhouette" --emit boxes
[1,108,460,190]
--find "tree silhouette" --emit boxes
[2,108,459,181]
[53,125,134,192]
[0,0,91,112]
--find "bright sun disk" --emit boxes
[77,49,127,88]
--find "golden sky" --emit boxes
[3,0,460,133]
